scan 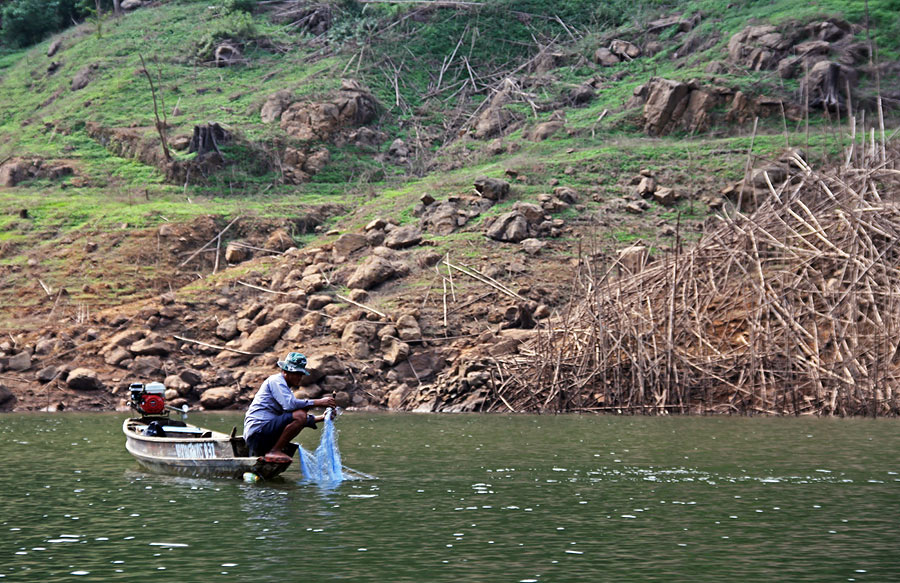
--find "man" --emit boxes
[243,352,336,462]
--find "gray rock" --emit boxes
[7,351,31,372]
[260,90,293,123]
[36,365,59,383]
[216,317,239,340]
[105,346,132,367]
[129,355,163,377]
[71,65,94,91]
[200,386,238,409]
[333,232,368,258]
[67,367,105,391]
[47,39,62,57]
[395,314,421,341]
[341,321,377,359]
[473,177,510,201]
[240,318,288,354]
[180,369,203,386]
[610,39,641,60]
[384,339,410,366]
[347,255,396,290]
[0,384,15,410]
[521,238,546,255]
[486,211,529,243]
[384,226,422,249]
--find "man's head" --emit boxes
[278,352,309,387]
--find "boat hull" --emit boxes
[123,418,295,480]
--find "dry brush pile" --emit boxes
[494,144,900,415]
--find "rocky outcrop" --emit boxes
[67,368,105,391]
[347,255,397,290]
[0,158,75,187]
[280,79,378,142]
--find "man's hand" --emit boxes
[315,395,336,408]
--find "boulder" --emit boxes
[225,242,250,263]
[47,39,62,57]
[6,351,31,372]
[341,321,377,358]
[528,121,564,141]
[214,42,242,67]
[642,78,691,136]
[387,384,412,409]
[129,337,174,356]
[347,255,396,290]
[473,176,510,201]
[384,339,410,366]
[0,383,15,410]
[307,294,333,310]
[395,314,421,341]
[101,329,145,354]
[609,39,641,60]
[301,353,344,385]
[105,346,132,367]
[553,186,579,204]
[265,228,294,252]
[653,186,678,206]
[384,226,422,249]
[333,233,368,258]
[67,368,105,391]
[486,211,529,243]
[200,386,238,409]
[512,202,544,223]
[179,369,203,386]
[71,65,95,91]
[521,238,546,255]
[617,244,648,274]
[216,317,239,340]
[240,318,288,353]
[593,47,620,66]
[130,356,163,377]
[164,374,192,396]
[36,365,59,383]
[261,90,293,123]
[121,0,143,9]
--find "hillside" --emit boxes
[0,0,898,414]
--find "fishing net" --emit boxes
[298,415,343,483]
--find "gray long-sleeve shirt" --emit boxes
[243,373,314,438]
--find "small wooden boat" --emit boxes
[122,381,295,480]
[123,417,297,480]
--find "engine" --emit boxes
[129,382,167,416]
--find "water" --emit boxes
[1,413,899,582]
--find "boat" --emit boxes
[122,382,296,480]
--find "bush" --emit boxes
[224,0,256,14]
[0,0,112,48]
[195,11,259,62]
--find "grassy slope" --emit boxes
[0,0,896,332]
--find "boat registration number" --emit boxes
[174,442,217,459]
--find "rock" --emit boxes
[473,176,510,201]
[384,226,422,249]
[553,186,579,204]
[521,238,545,255]
[307,294,333,310]
[0,159,29,187]
[265,228,294,252]
[71,65,94,91]
[653,186,678,206]
[180,369,203,386]
[569,82,596,105]
[637,176,657,197]
[333,233,368,258]
[528,121,564,141]
[347,255,397,290]
[105,346,132,367]
[200,386,238,409]
[240,318,288,353]
[610,39,641,60]
[617,244,648,274]
[625,201,647,214]
[216,317,239,340]
[387,384,412,409]
[301,353,344,386]
[36,366,59,383]
[392,351,443,383]
[164,374,192,396]
[334,390,351,408]
[512,202,544,223]
[727,25,791,71]
[486,211,529,243]
[261,90,293,123]
[47,39,62,57]
[129,356,163,377]
[271,302,305,321]
[384,339,410,366]
[7,351,31,372]
[395,314,421,341]
[341,321,377,358]
[129,337,174,356]
[593,47,620,66]
[642,78,690,136]
[804,60,856,109]
[388,138,410,159]
[67,368,105,391]
[214,42,242,67]
[0,384,15,410]
[121,0,143,9]
[225,242,250,263]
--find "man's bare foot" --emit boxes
[262,451,292,463]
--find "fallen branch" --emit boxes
[173,335,262,356]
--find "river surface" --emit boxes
[1,413,899,582]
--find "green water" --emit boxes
[1,413,899,582]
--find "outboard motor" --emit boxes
[129,382,167,416]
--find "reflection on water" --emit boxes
[1,413,899,582]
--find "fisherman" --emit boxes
[243,352,336,462]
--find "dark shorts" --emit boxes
[246,412,295,457]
